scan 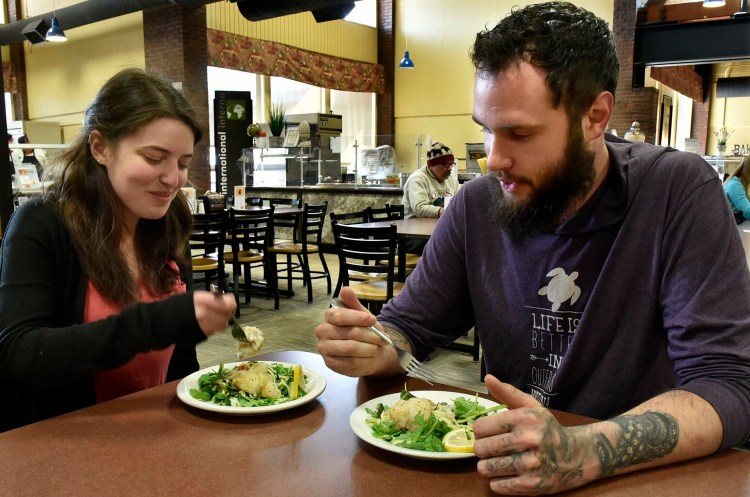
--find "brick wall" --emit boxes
[612,0,710,150]
[376,0,394,146]
[611,0,659,143]
[7,0,27,122]
[144,6,211,193]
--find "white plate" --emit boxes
[349,390,505,460]
[176,360,326,415]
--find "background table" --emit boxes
[0,351,747,497]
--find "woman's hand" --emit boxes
[192,290,237,337]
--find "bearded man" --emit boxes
[315,2,750,494]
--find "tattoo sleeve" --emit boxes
[595,411,679,476]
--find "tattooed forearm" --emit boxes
[382,326,410,349]
[595,411,679,476]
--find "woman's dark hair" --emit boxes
[45,68,204,305]
[470,2,619,121]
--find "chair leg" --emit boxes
[302,252,313,303]
[243,262,252,304]
[270,253,280,310]
[232,262,241,317]
[318,251,331,294]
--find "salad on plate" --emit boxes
[365,387,506,453]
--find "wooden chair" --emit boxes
[365,203,404,222]
[267,202,331,309]
[190,210,229,292]
[331,220,403,314]
[223,207,274,315]
[269,196,302,245]
[329,210,376,296]
[365,203,421,274]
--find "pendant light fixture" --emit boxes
[399,1,414,69]
[703,0,726,8]
[46,1,67,42]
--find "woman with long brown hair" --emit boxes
[723,155,750,223]
[0,68,236,431]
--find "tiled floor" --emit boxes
[197,253,487,394]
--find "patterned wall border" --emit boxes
[207,28,384,94]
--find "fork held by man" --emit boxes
[318,290,438,384]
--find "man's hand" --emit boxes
[314,287,405,377]
[473,375,601,495]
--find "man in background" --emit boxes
[16,135,44,180]
[401,141,460,253]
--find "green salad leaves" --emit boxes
[365,387,505,452]
[189,362,306,407]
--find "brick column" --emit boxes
[611,0,659,143]
[6,0,28,122]
[376,0,395,147]
[143,6,211,193]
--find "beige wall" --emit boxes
[206,3,377,64]
[23,13,145,142]
[708,62,750,154]
[392,0,615,171]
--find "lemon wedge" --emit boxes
[443,429,475,453]
[290,364,303,400]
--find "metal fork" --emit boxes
[210,284,248,343]
[330,298,439,384]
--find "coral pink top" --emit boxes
[85,263,186,403]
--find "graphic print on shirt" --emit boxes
[528,267,583,407]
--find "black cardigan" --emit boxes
[0,198,205,431]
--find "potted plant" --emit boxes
[714,127,734,155]
[268,102,286,147]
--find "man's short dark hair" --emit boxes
[470,2,619,120]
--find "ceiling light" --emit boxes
[703,0,726,8]
[399,50,415,69]
[45,16,66,42]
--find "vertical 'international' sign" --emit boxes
[213,91,252,195]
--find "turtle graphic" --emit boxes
[538,267,581,312]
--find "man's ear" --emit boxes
[583,91,614,140]
[88,130,109,166]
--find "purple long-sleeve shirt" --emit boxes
[379,135,750,450]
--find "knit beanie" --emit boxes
[426,142,454,167]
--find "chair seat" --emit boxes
[223,250,263,263]
[350,276,404,302]
[192,257,219,272]
[379,253,420,268]
[348,270,381,281]
[268,242,320,255]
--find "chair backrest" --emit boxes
[227,207,274,254]
[191,210,227,256]
[269,196,301,208]
[329,209,368,226]
[300,202,328,246]
[331,220,398,300]
[366,203,404,222]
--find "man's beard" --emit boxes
[488,125,596,238]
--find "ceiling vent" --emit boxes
[232,0,357,22]
[717,77,750,98]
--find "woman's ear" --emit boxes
[88,130,109,166]
[583,91,614,141]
